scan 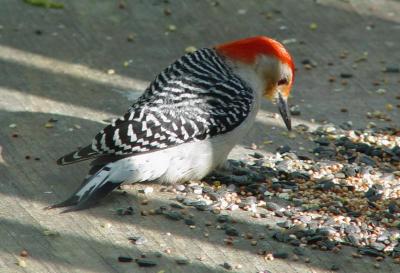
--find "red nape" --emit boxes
[215,36,295,73]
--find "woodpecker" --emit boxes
[49,36,295,212]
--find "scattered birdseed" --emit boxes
[264,253,274,261]
[185,46,197,53]
[118,256,133,262]
[44,122,54,128]
[192,186,203,195]
[187,124,399,260]
[222,262,233,270]
[376,256,384,262]
[101,223,112,229]
[126,33,135,42]
[304,64,312,70]
[358,248,384,257]
[164,211,183,221]
[17,259,26,267]
[352,252,362,258]
[118,0,126,9]
[175,258,190,265]
[128,236,147,245]
[340,73,353,78]
[184,218,195,226]
[44,111,397,270]
[170,203,184,209]
[43,229,60,237]
[136,258,157,267]
[225,227,239,236]
[141,210,148,216]
[273,251,289,259]
[282,38,297,45]
[24,0,64,9]
[386,104,394,111]
[383,66,399,73]
[164,8,171,16]
[309,22,318,30]
[117,206,134,215]
[293,247,305,256]
[167,24,176,32]
[375,88,387,94]
[123,60,132,67]
[289,105,301,116]
[252,152,264,159]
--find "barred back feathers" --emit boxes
[58,48,253,165]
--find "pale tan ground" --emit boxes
[0,1,399,272]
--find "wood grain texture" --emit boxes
[0,0,399,272]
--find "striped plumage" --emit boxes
[51,36,295,212]
[58,49,253,164]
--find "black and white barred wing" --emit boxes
[57,77,253,165]
[92,78,253,155]
[57,47,254,165]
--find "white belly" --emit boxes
[107,98,260,184]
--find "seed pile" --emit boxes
[127,124,399,263]
[207,125,400,258]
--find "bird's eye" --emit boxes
[277,78,288,86]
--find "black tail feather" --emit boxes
[47,166,123,212]
[67,181,122,212]
[44,195,80,210]
[57,145,99,165]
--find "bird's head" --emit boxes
[215,36,295,130]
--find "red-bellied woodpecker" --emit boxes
[49,36,295,212]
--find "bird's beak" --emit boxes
[278,92,291,131]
